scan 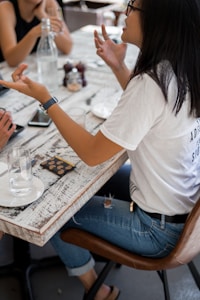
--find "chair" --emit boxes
[61,198,200,300]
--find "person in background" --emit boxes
[0,0,73,66]
[1,0,200,299]
[0,108,15,150]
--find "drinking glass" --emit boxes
[7,147,33,197]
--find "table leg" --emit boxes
[0,237,31,299]
[0,237,63,300]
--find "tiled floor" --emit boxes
[0,235,200,300]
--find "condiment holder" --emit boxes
[63,61,87,92]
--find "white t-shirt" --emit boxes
[101,73,200,215]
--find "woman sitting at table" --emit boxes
[1,0,200,299]
[0,0,73,67]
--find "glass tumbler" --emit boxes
[7,147,33,197]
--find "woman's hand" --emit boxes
[49,17,63,34]
[0,109,16,150]
[94,25,131,90]
[0,64,51,104]
[29,23,43,39]
[94,24,127,72]
[33,0,48,20]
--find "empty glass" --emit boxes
[7,147,33,197]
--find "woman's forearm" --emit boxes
[111,63,131,90]
[4,28,40,67]
[54,27,73,54]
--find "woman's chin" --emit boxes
[121,36,128,44]
[121,31,126,43]
[121,27,130,42]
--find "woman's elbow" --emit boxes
[4,55,19,67]
[6,60,18,67]
[81,154,108,167]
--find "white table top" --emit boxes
[0,26,138,246]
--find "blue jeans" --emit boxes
[50,164,184,276]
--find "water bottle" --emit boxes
[36,18,58,92]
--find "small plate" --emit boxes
[0,175,44,207]
[91,103,114,119]
[91,90,121,119]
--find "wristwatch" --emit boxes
[39,97,58,114]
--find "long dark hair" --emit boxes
[132,0,200,117]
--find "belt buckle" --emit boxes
[161,214,165,229]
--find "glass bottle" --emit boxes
[36,18,58,92]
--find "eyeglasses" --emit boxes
[125,0,144,16]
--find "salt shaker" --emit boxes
[67,68,82,92]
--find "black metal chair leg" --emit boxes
[157,270,171,300]
[25,256,64,300]
[84,261,115,300]
[187,261,200,290]
[0,238,32,300]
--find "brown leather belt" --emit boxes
[144,210,188,223]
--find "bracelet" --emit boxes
[39,97,58,114]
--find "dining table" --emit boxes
[0,25,139,299]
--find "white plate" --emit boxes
[0,175,44,207]
[91,90,122,119]
[91,103,113,119]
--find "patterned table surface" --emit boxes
[0,26,138,246]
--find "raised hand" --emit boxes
[94,24,131,90]
[33,0,47,20]
[0,64,51,103]
[94,24,127,71]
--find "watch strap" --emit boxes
[40,97,58,114]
